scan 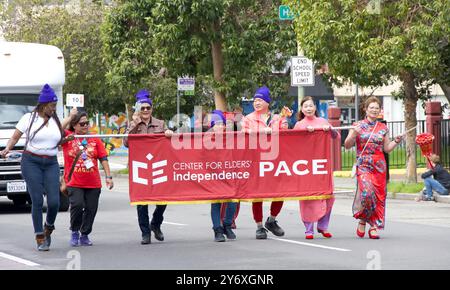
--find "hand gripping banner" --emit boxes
[128,130,333,205]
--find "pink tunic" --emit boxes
[294,116,339,222]
[241,111,288,132]
[241,111,288,223]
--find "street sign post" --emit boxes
[279,5,294,20]
[291,56,315,87]
[176,77,195,131]
[177,77,195,91]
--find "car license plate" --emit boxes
[7,181,27,193]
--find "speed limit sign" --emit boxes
[66,94,84,107]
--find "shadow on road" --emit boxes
[0,200,32,214]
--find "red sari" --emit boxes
[353,119,389,229]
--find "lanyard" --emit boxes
[75,137,89,161]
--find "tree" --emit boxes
[101,0,159,117]
[2,0,117,114]
[103,0,297,117]
[434,43,450,103]
[150,0,297,110]
[286,0,449,183]
[102,0,215,122]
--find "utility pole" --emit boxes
[297,46,305,111]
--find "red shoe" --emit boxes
[305,234,314,240]
[368,228,380,239]
[317,229,332,238]
[356,222,366,238]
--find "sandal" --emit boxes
[356,221,366,238]
[368,227,380,239]
[318,229,333,238]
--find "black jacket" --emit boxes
[421,164,450,190]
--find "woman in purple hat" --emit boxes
[240,86,289,240]
[0,84,77,251]
[208,110,238,242]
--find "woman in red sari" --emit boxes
[344,97,403,239]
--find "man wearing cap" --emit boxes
[124,89,173,245]
[1,84,77,251]
[240,86,288,239]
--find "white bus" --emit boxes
[0,41,69,210]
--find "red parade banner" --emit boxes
[128,130,333,205]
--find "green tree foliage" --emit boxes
[103,0,297,113]
[101,0,158,109]
[2,0,117,114]
[285,0,449,182]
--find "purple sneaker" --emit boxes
[79,234,93,246]
[70,231,80,247]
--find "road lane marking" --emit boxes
[268,237,352,252]
[163,221,188,226]
[0,252,40,267]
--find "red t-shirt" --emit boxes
[62,130,108,188]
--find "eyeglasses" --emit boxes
[78,121,89,127]
[141,106,152,111]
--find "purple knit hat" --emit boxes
[135,89,152,106]
[210,110,226,128]
[253,86,271,104]
[38,84,58,104]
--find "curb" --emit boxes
[432,195,450,204]
[335,189,450,204]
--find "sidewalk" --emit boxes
[333,176,450,204]
[107,155,128,171]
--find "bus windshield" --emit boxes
[0,94,37,129]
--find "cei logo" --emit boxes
[132,153,168,185]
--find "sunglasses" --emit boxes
[141,106,152,111]
[78,121,89,127]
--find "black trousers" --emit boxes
[137,205,167,235]
[68,187,101,235]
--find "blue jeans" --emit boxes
[423,177,449,198]
[21,153,60,234]
[211,202,237,229]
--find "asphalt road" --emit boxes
[1,177,450,270]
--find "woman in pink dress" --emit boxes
[344,97,403,239]
[294,96,339,239]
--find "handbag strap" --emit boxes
[356,122,378,161]
[67,150,83,182]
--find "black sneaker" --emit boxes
[256,227,268,240]
[213,227,226,242]
[223,225,236,240]
[151,225,164,241]
[265,218,285,236]
[141,234,151,245]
